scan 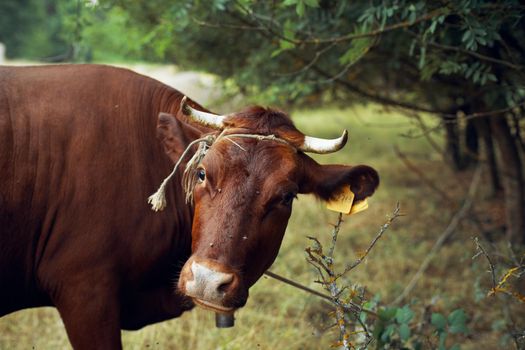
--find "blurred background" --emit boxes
[0,1,524,349]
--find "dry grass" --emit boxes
[0,104,522,349]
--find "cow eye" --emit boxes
[197,168,206,182]
[282,192,297,206]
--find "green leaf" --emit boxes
[418,46,426,69]
[462,30,472,43]
[395,305,414,324]
[408,10,417,24]
[439,61,462,75]
[431,313,447,331]
[465,62,479,79]
[381,324,396,342]
[448,309,468,334]
[296,1,305,16]
[399,323,411,341]
[372,321,384,340]
[283,20,296,41]
[409,39,417,56]
[339,37,371,65]
[282,0,298,6]
[449,344,461,350]
[271,48,284,58]
[438,332,448,350]
[473,28,487,36]
[359,311,367,324]
[429,20,437,34]
[378,307,397,321]
[480,72,487,85]
[473,69,480,83]
[466,39,478,51]
[279,39,295,50]
[486,73,497,82]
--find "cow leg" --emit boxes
[53,280,122,350]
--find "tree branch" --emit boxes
[226,3,525,121]
[427,40,524,71]
[472,237,497,291]
[406,30,525,71]
[294,9,446,45]
[337,203,402,278]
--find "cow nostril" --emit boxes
[216,274,234,294]
[217,280,231,294]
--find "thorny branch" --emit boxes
[338,204,403,278]
[305,204,402,349]
[472,239,525,348]
[473,238,525,304]
[472,237,497,291]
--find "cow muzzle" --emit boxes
[178,259,247,313]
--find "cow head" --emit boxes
[156,97,379,314]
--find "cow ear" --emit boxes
[157,112,202,162]
[299,156,379,202]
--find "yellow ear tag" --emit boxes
[349,198,369,215]
[326,186,355,214]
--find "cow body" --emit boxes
[0,64,379,349]
[0,65,197,344]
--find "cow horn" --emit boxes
[180,96,225,130]
[299,130,348,154]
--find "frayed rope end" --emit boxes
[148,184,167,211]
[147,135,216,213]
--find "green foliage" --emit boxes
[282,0,319,17]
[431,312,447,331]
[0,0,68,59]
[80,5,151,62]
[371,304,469,350]
[0,0,167,62]
[4,1,524,109]
[82,0,521,108]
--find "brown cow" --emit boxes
[0,64,379,349]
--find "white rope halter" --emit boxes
[148,132,294,212]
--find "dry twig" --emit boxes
[306,205,402,349]
[472,237,497,291]
[474,241,525,303]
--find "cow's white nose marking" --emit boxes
[185,262,233,302]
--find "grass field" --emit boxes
[0,104,522,349]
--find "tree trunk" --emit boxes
[490,116,525,244]
[475,117,501,196]
[444,118,463,171]
[464,119,479,168]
